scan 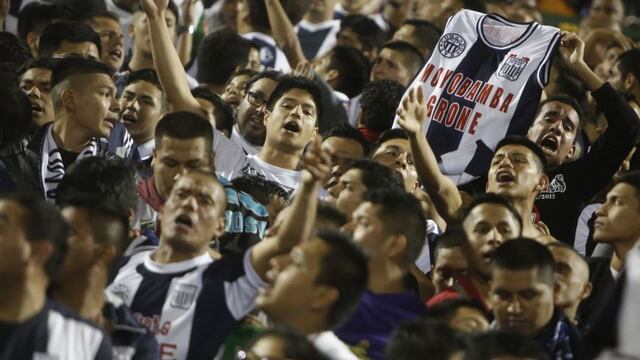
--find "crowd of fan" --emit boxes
[1,0,640,359]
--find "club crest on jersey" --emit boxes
[438,33,466,58]
[498,54,530,81]
[170,283,198,310]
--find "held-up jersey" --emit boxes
[241,32,291,73]
[107,250,267,360]
[394,10,560,184]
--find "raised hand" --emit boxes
[299,135,332,186]
[181,0,200,27]
[139,0,168,18]
[293,61,314,80]
[559,31,586,72]
[396,86,427,137]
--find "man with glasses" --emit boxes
[85,12,126,72]
[231,71,281,155]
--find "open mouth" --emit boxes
[121,112,137,124]
[175,214,193,228]
[496,170,515,184]
[31,102,43,113]
[109,49,122,60]
[226,96,240,107]
[283,121,300,133]
[539,136,559,153]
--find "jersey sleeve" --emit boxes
[214,129,249,180]
[223,249,270,320]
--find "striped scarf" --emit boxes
[40,124,98,202]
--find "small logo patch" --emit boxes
[438,33,466,58]
[169,283,198,310]
[498,54,530,81]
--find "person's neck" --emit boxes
[52,116,93,153]
[561,303,579,324]
[304,10,333,24]
[368,260,406,294]
[153,242,207,264]
[611,238,638,271]
[51,266,107,321]
[129,49,154,72]
[258,145,302,170]
[133,133,154,147]
[512,197,539,237]
[285,315,326,336]
[204,83,225,96]
[0,277,47,323]
[469,269,491,305]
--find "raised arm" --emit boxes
[251,136,331,279]
[176,0,198,66]
[139,0,205,117]
[264,0,306,68]
[397,86,463,224]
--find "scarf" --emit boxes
[40,124,98,201]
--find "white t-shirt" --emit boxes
[231,124,262,155]
[310,331,359,360]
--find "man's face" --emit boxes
[256,237,329,324]
[0,200,30,283]
[57,207,95,276]
[246,48,262,71]
[594,183,640,244]
[448,306,490,333]
[371,138,418,192]
[160,172,226,254]
[52,41,100,60]
[70,73,120,138]
[526,101,580,168]
[432,246,468,293]
[20,67,54,127]
[490,268,555,337]
[336,28,364,52]
[90,16,125,71]
[351,202,389,260]
[596,46,623,80]
[548,246,590,309]
[462,203,521,276]
[371,48,413,86]
[313,52,334,83]
[340,0,367,13]
[486,145,545,200]
[120,80,164,143]
[131,11,177,54]
[336,168,367,220]
[223,73,252,110]
[221,0,239,29]
[589,0,624,27]
[322,136,365,193]
[607,62,629,92]
[152,137,213,200]
[236,78,278,146]
[264,89,318,152]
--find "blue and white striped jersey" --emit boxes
[0,299,112,360]
[394,10,560,185]
[107,249,267,360]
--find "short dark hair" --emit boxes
[230,175,289,206]
[381,40,424,76]
[317,201,349,229]
[433,228,468,260]
[328,45,371,98]
[196,29,251,85]
[360,80,405,133]
[154,111,214,154]
[340,15,386,51]
[0,66,32,147]
[228,68,259,85]
[538,94,586,134]
[55,157,135,253]
[0,191,69,278]
[191,86,235,136]
[462,0,488,13]
[462,193,523,232]
[50,56,114,88]
[363,188,426,268]
[616,48,640,84]
[315,229,369,328]
[400,19,442,51]
[245,70,282,93]
[324,124,370,156]
[426,298,489,323]
[492,238,556,287]
[613,170,640,202]
[267,75,323,121]
[385,318,463,360]
[495,135,547,171]
[18,57,61,76]
[0,32,33,69]
[546,241,587,263]
[39,22,102,58]
[464,332,549,360]
[125,69,162,90]
[88,11,121,25]
[244,326,328,360]
[346,159,405,192]
[371,128,408,154]
[17,2,61,40]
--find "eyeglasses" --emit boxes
[246,90,268,107]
